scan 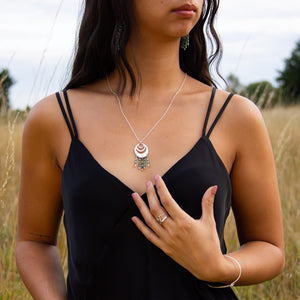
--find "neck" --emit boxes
[109,36,186,95]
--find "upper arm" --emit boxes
[230,96,284,251]
[17,95,64,245]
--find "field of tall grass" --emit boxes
[0,105,299,299]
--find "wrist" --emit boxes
[211,254,241,286]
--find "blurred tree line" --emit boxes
[227,39,300,108]
[0,69,29,119]
[0,69,14,115]
[1,39,300,113]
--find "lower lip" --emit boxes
[172,10,195,18]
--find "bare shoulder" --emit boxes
[216,90,267,141]
[25,93,60,128]
[218,90,263,123]
[23,93,64,143]
[22,93,71,169]
[191,78,266,135]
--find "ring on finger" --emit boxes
[156,214,168,225]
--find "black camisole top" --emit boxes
[55,88,238,300]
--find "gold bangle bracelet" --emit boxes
[207,255,242,288]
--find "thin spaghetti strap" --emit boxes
[206,92,234,138]
[55,91,77,139]
[202,87,216,137]
[63,90,78,138]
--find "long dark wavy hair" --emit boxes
[65,0,224,95]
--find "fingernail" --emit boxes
[146,181,151,187]
[131,217,136,223]
[154,174,160,182]
[132,193,138,200]
[211,185,218,196]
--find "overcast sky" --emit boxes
[1,0,300,109]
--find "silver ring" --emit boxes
[156,214,168,224]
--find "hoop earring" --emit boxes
[180,34,190,51]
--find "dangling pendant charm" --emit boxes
[134,143,150,171]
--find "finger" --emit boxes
[146,180,172,227]
[131,216,164,249]
[200,185,217,224]
[132,192,166,235]
[154,175,188,220]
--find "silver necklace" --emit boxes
[106,73,187,171]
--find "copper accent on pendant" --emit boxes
[134,143,150,170]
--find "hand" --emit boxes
[131,175,231,282]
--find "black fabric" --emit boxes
[55,89,238,300]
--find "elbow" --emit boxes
[271,245,285,278]
[277,248,285,275]
[15,240,25,271]
[15,240,21,262]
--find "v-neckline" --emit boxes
[65,136,206,197]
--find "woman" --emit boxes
[16,0,285,299]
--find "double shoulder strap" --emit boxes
[55,88,234,140]
[55,90,78,139]
[202,87,234,138]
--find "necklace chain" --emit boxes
[106,73,187,143]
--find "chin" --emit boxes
[174,29,193,38]
[172,22,195,36]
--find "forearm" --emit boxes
[219,241,285,286]
[16,241,67,300]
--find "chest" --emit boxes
[56,96,235,195]
[63,136,231,221]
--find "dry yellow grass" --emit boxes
[224,105,300,299]
[0,105,299,299]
